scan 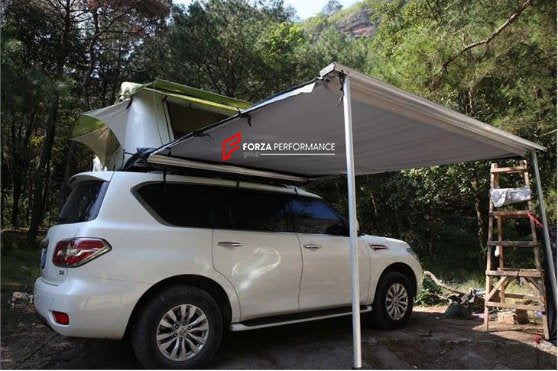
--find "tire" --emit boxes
[131,285,223,369]
[368,271,414,330]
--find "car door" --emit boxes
[291,196,371,311]
[212,188,303,320]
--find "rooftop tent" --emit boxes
[72,80,251,169]
[148,63,554,368]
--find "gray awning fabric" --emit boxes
[149,63,544,180]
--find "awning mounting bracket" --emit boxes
[237,108,252,127]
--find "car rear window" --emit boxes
[58,180,108,224]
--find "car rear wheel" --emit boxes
[131,286,223,369]
[368,271,414,330]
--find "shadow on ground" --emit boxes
[1,301,556,369]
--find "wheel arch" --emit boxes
[376,262,418,298]
[124,274,233,340]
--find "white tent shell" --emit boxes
[148,63,555,368]
[74,90,171,169]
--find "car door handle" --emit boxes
[303,243,321,250]
[218,241,242,248]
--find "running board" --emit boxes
[230,305,372,331]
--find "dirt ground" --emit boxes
[1,296,556,370]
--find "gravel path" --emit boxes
[1,298,556,369]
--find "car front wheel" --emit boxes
[368,271,414,330]
[131,285,223,369]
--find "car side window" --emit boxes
[135,183,215,228]
[289,196,348,236]
[214,189,292,233]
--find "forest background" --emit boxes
[1,0,556,288]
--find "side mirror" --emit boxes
[341,217,359,234]
[326,223,349,236]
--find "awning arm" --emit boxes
[342,73,362,368]
[531,151,557,305]
[148,154,308,183]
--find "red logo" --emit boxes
[222,132,242,161]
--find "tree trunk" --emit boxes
[393,180,403,238]
[470,175,486,270]
[28,89,59,242]
[59,8,99,207]
[11,176,22,228]
[1,186,5,228]
[26,163,33,225]
[9,107,35,228]
[42,162,52,224]
[59,141,79,208]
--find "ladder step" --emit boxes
[502,293,537,300]
[486,269,542,278]
[491,165,528,174]
[485,301,543,311]
[487,241,538,247]
[490,210,531,218]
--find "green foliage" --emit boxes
[415,276,444,306]
[1,232,42,292]
[321,0,343,16]
[367,0,556,194]
[1,0,556,281]
[358,0,556,271]
[309,26,371,69]
[138,0,314,100]
[1,0,170,231]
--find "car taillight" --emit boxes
[52,311,70,325]
[52,238,111,267]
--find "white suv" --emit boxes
[34,171,422,368]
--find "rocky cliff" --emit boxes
[335,7,377,38]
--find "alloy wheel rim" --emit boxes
[156,304,209,361]
[385,283,409,320]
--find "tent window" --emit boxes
[166,101,227,139]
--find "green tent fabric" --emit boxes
[119,79,251,114]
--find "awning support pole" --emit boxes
[531,151,557,305]
[342,74,362,369]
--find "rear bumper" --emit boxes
[34,274,151,339]
[35,309,51,329]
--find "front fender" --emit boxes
[360,235,423,302]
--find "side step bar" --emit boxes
[230,305,372,331]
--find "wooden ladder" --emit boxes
[484,160,549,339]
